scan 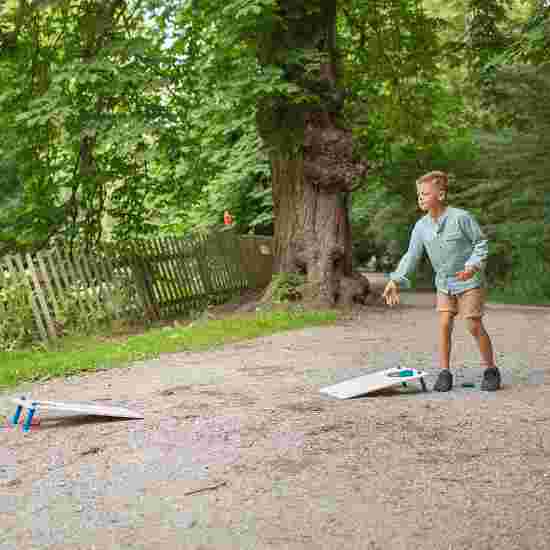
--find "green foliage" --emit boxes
[271,272,306,302]
[155,111,273,234]
[0,278,36,351]
[488,223,550,303]
[348,0,546,304]
[104,274,145,321]
[56,285,109,336]
[0,0,181,251]
[0,269,142,349]
[0,309,338,389]
[464,0,511,77]
[55,270,148,337]
[0,0,546,307]
[342,0,452,167]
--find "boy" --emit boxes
[382,171,501,392]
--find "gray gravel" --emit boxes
[1,293,549,550]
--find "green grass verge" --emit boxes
[487,289,550,306]
[0,310,338,391]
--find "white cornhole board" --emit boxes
[11,397,143,419]
[320,367,428,399]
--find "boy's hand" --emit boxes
[455,267,475,281]
[382,280,400,307]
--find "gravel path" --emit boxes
[1,286,549,550]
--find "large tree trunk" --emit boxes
[270,129,362,306]
[256,1,369,306]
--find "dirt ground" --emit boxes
[1,275,550,550]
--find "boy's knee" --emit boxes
[467,317,483,337]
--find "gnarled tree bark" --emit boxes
[256,0,369,306]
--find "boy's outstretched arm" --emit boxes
[383,224,424,306]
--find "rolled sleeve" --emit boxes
[458,214,488,271]
[389,223,424,288]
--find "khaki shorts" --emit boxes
[436,288,486,319]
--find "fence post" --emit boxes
[193,233,214,295]
[129,241,160,321]
[25,252,57,341]
[8,254,49,344]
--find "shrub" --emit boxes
[57,273,142,336]
[488,223,549,302]
[271,272,306,303]
[56,284,109,336]
[0,278,36,351]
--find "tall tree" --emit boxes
[167,0,445,305]
[0,0,174,252]
[253,1,369,305]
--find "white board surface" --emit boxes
[11,398,143,419]
[320,368,428,399]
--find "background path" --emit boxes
[1,286,549,550]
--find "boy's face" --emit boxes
[417,180,443,211]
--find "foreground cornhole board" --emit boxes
[10,397,143,432]
[320,367,429,399]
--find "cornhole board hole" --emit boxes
[320,367,429,399]
[10,397,143,433]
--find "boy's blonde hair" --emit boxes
[416,171,449,198]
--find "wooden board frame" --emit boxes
[10,397,143,433]
[320,367,429,399]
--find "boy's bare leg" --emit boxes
[466,318,496,368]
[467,317,501,390]
[439,312,455,369]
[434,312,455,391]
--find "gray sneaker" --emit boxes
[433,369,453,392]
[481,367,501,391]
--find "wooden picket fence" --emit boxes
[0,230,273,344]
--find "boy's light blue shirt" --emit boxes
[389,207,488,295]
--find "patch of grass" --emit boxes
[0,310,338,390]
[488,289,550,306]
